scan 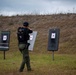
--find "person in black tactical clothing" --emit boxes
[17,22,33,72]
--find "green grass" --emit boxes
[0,51,76,75]
[0,14,76,75]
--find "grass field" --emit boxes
[0,51,76,75]
[0,14,76,75]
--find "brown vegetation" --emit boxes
[0,14,76,54]
[0,14,76,75]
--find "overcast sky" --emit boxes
[0,0,76,16]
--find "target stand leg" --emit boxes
[3,51,6,60]
[52,51,54,61]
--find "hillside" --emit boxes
[0,14,76,75]
[0,14,76,54]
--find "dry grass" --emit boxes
[0,14,76,75]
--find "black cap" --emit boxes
[23,22,29,27]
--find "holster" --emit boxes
[19,43,30,53]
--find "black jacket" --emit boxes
[17,27,33,44]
